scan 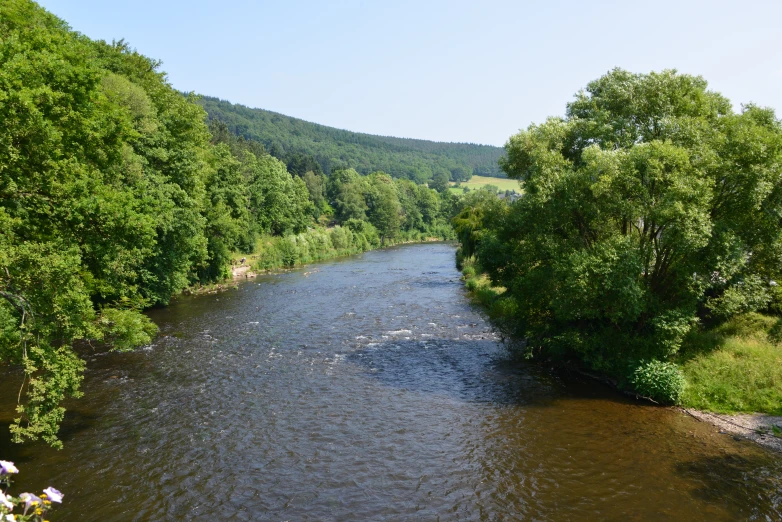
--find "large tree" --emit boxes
[366,173,402,245]
[478,69,782,376]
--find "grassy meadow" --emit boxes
[449,175,521,194]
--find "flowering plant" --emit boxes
[0,461,62,521]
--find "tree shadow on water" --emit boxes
[0,408,103,464]
[673,452,782,520]
[346,338,578,408]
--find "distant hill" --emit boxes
[198,96,506,182]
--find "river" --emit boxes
[1,243,780,520]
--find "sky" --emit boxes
[36,0,782,146]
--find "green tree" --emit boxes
[199,144,253,280]
[429,170,451,193]
[416,184,441,226]
[396,179,424,231]
[249,154,313,236]
[328,169,369,222]
[0,1,205,445]
[302,170,327,217]
[478,69,782,378]
[366,173,402,245]
[450,165,473,182]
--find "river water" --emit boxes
[1,243,781,521]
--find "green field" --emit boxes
[449,175,521,194]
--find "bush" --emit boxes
[465,277,480,291]
[278,239,298,267]
[631,360,686,404]
[706,275,772,319]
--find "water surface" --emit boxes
[1,243,780,520]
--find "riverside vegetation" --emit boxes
[1,0,780,455]
[455,69,782,414]
[0,0,464,448]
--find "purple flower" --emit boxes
[42,487,63,503]
[0,490,12,510]
[0,461,18,475]
[18,493,41,511]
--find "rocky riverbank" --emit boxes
[683,409,782,453]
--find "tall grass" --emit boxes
[458,254,523,338]
[678,313,782,414]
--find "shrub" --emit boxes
[278,239,298,267]
[631,359,686,404]
[465,277,480,291]
[330,226,349,251]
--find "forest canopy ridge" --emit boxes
[198,95,506,182]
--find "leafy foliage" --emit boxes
[326,168,456,244]
[631,360,686,404]
[457,69,782,398]
[0,1,277,445]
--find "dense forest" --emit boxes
[199,96,505,182]
[0,0,464,447]
[456,69,782,412]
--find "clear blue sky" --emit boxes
[37,0,782,146]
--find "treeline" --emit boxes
[0,0,458,447]
[199,96,505,182]
[208,120,458,250]
[456,70,782,408]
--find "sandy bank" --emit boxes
[683,409,782,453]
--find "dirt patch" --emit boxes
[232,265,257,280]
[683,409,782,453]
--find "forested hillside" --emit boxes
[199,96,505,182]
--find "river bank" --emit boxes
[176,219,454,296]
[682,410,782,452]
[456,253,782,453]
[230,232,451,281]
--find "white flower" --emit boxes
[0,490,12,510]
[42,487,63,503]
[0,461,18,475]
[5,514,16,522]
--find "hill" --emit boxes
[198,96,505,182]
